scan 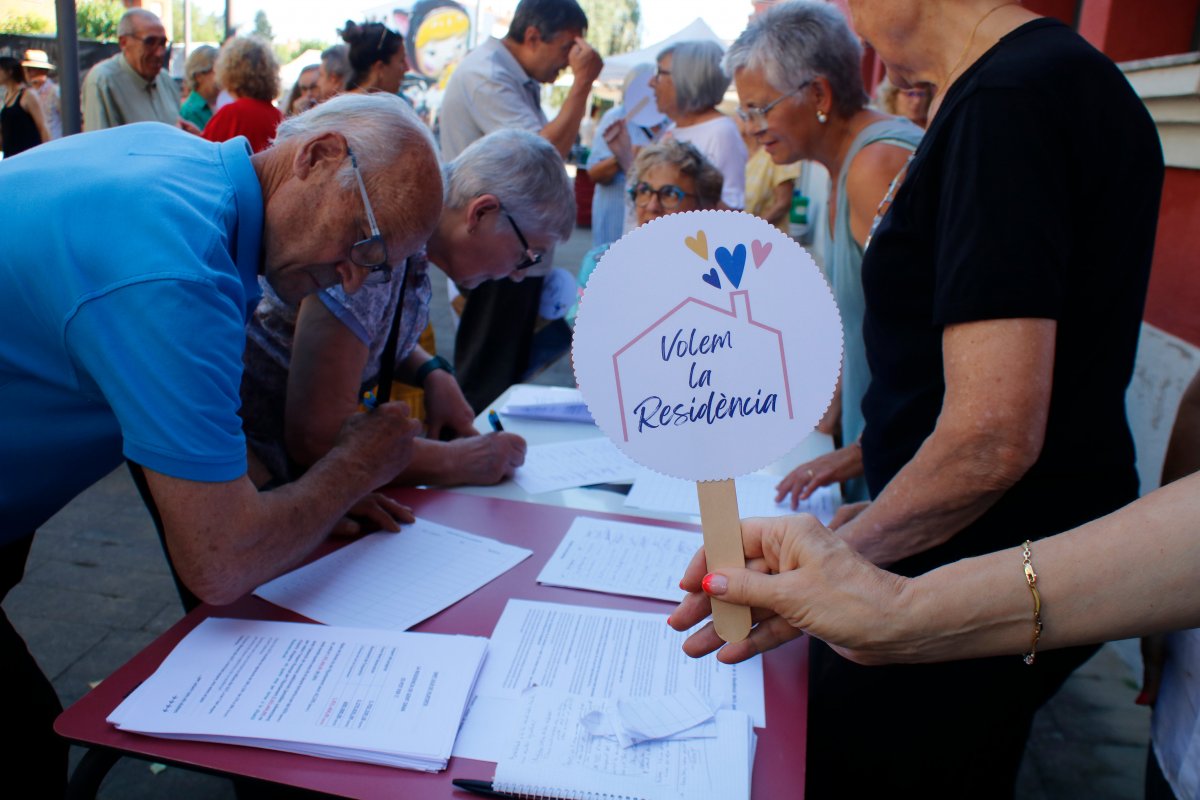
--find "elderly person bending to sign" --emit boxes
[677,1,1163,798]
[0,93,442,794]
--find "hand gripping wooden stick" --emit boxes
[695,479,751,642]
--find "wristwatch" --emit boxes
[413,354,454,385]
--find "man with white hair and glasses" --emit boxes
[0,93,442,792]
[82,7,181,130]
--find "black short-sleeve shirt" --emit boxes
[860,19,1163,576]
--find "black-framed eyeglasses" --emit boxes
[347,147,392,285]
[126,34,170,50]
[654,67,671,79]
[629,181,695,210]
[503,212,543,271]
[736,79,813,130]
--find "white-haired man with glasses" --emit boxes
[82,8,181,131]
[241,128,574,494]
[0,93,441,792]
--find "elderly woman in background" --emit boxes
[241,129,573,494]
[202,36,283,152]
[674,0,1164,796]
[876,77,931,129]
[179,45,219,130]
[725,4,922,506]
[651,40,746,209]
[317,44,352,100]
[283,64,320,115]
[341,20,407,96]
[570,139,722,324]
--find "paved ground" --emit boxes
[5,226,1153,797]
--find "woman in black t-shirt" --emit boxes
[0,57,50,158]
[671,2,1164,798]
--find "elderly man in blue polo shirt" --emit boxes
[0,92,442,792]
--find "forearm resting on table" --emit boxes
[146,447,380,605]
[895,474,1200,663]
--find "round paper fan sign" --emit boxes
[572,210,842,482]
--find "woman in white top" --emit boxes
[651,40,747,209]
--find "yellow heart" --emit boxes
[684,230,708,260]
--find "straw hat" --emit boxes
[21,49,55,71]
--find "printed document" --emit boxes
[512,437,640,494]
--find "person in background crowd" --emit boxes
[737,112,800,233]
[438,0,603,413]
[877,77,933,129]
[202,36,284,153]
[82,8,180,131]
[21,50,59,140]
[340,21,408,96]
[317,43,352,101]
[179,45,219,131]
[652,40,747,209]
[241,129,574,494]
[0,92,442,796]
[0,56,50,158]
[723,4,920,507]
[285,64,321,115]
[703,1,1163,797]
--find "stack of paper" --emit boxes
[108,618,487,771]
[492,689,755,800]
[500,385,593,423]
[625,468,841,524]
[253,518,531,630]
[512,437,641,494]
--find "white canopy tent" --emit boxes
[597,18,726,85]
[278,49,324,101]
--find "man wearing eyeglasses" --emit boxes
[0,93,442,792]
[82,8,181,131]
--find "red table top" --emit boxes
[55,488,807,799]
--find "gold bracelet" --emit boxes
[1021,540,1043,665]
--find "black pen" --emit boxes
[452,778,520,798]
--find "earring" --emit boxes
[816,109,828,124]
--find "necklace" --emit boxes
[938,2,1018,96]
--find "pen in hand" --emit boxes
[488,409,505,432]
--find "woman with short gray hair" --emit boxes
[180,45,219,130]
[740,1,923,507]
[651,40,747,209]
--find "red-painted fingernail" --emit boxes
[1135,691,1150,706]
[701,573,727,595]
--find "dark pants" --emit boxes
[1,532,68,798]
[454,277,543,414]
[805,637,1098,798]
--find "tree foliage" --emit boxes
[171,0,226,43]
[1,13,53,34]
[579,0,640,58]
[76,0,124,41]
[253,10,273,41]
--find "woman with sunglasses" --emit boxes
[729,4,923,508]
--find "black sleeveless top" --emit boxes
[1,88,42,157]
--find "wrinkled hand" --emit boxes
[830,500,869,529]
[1138,634,1167,706]
[422,369,477,441]
[569,36,604,86]
[439,432,527,486]
[603,117,635,172]
[333,401,421,490]
[775,444,864,508]
[667,515,909,665]
[177,118,202,136]
[331,493,415,537]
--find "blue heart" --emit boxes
[701,268,721,289]
[715,244,746,288]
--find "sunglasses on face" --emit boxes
[629,181,695,210]
[128,35,170,49]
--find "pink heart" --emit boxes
[752,240,772,268]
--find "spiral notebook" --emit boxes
[490,690,754,800]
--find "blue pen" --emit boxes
[487,409,504,432]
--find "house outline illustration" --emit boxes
[611,290,795,442]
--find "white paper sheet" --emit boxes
[536,516,701,602]
[452,599,764,762]
[493,689,753,800]
[624,469,840,524]
[108,618,487,771]
[581,688,719,747]
[500,385,593,423]
[512,437,640,494]
[254,518,531,631]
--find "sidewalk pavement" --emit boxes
[3,226,1153,797]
